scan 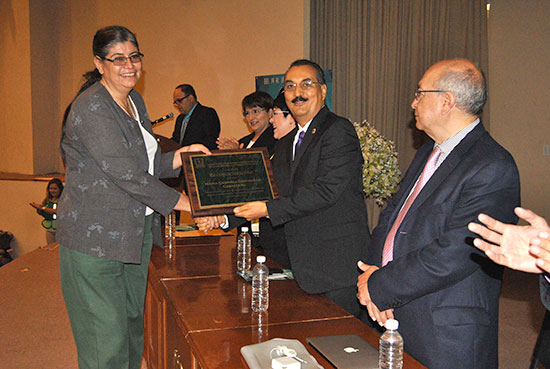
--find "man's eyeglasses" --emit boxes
[101,52,144,67]
[414,89,447,99]
[173,95,190,105]
[242,108,265,117]
[283,80,322,92]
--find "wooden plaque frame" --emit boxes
[181,148,278,216]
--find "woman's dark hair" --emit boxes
[273,88,290,117]
[60,26,139,164]
[82,25,140,93]
[43,178,64,204]
[241,91,274,112]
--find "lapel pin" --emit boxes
[312,128,317,134]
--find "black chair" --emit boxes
[0,230,13,266]
[530,309,550,369]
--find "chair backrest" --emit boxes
[0,230,13,250]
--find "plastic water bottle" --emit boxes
[251,255,269,312]
[237,227,251,273]
[379,319,403,369]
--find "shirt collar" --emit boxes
[436,118,480,157]
[185,102,198,119]
[297,119,313,134]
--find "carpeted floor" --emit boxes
[1,245,77,369]
[499,268,546,368]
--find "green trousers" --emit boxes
[59,215,153,369]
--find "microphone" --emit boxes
[151,112,174,125]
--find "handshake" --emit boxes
[194,201,270,232]
[194,215,227,233]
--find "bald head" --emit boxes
[429,59,487,116]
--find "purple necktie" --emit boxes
[382,147,442,265]
[294,131,305,157]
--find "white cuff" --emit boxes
[220,215,229,229]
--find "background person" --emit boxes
[217,90,276,155]
[29,178,63,244]
[57,25,208,369]
[171,84,220,150]
[196,89,296,268]
[357,59,520,369]
[270,89,297,140]
[216,90,276,241]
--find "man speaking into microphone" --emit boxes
[171,84,220,150]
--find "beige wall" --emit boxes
[488,0,550,218]
[59,0,307,163]
[30,0,65,174]
[0,0,307,256]
[0,180,51,257]
[1,1,34,174]
[1,0,307,175]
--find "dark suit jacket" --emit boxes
[226,125,289,268]
[267,107,370,294]
[238,125,276,156]
[226,216,291,268]
[367,123,520,369]
[58,82,181,263]
[224,125,277,253]
[541,276,550,310]
[171,103,220,150]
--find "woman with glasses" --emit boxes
[270,89,297,140]
[57,25,208,369]
[198,90,295,268]
[217,90,276,155]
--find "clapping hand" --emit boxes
[217,136,243,150]
[468,207,550,274]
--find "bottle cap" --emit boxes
[385,319,399,330]
[241,227,249,232]
[257,255,266,263]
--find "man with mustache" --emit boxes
[234,59,370,318]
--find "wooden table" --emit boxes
[188,317,380,369]
[163,274,351,334]
[144,233,426,369]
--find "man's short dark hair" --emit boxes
[175,84,196,99]
[242,91,274,111]
[287,59,326,84]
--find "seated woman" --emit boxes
[217,91,276,155]
[200,90,296,268]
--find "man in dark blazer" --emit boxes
[171,84,220,150]
[543,278,550,310]
[234,59,370,318]
[468,207,550,310]
[357,59,520,369]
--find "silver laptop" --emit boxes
[307,335,379,369]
